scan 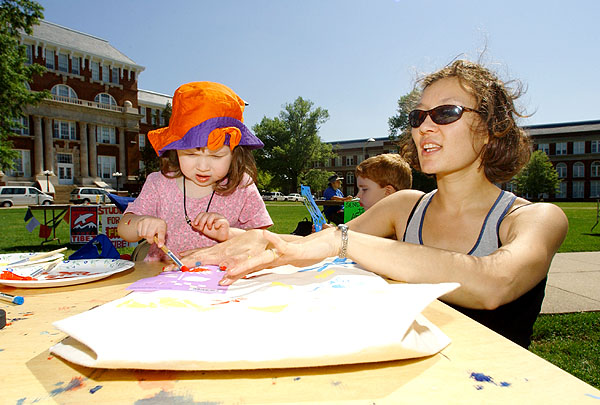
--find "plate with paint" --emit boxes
[0,258,135,288]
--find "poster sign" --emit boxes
[70,205,99,243]
[99,205,134,248]
[344,200,365,223]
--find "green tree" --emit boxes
[253,97,334,194]
[0,0,48,170]
[514,150,561,201]
[388,87,421,139]
[299,168,334,196]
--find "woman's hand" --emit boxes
[218,229,339,285]
[192,212,230,242]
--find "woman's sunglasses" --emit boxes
[408,105,481,128]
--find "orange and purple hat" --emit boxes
[148,81,263,156]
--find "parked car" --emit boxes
[261,192,285,201]
[0,186,53,207]
[285,193,304,202]
[70,187,112,204]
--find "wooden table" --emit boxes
[1,261,599,404]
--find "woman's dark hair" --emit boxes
[399,60,532,183]
[160,146,258,196]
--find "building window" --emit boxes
[24,44,32,64]
[151,108,158,125]
[346,172,355,185]
[57,153,73,164]
[139,134,146,151]
[111,67,119,84]
[592,161,600,177]
[71,56,80,75]
[345,156,355,166]
[335,156,342,167]
[97,155,116,179]
[7,150,31,177]
[555,142,567,155]
[53,120,77,140]
[102,64,110,82]
[11,115,30,135]
[94,93,117,108]
[91,61,100,80]
[139,106,147,123]
[97,126,116,144]
[556,163,567,178]
[556,182,567,199]
[51,84,78,100]
[573,141,585,155]
[573,162,585,178]
[573,181,584,198]
[592,140,600,154]
[130,70,135,81]
[58,53,68,72]
[45,49,55,69]
[139,160,145,173]
[591,181,600,198]
[538,143,549,154]
[159,110,165,126]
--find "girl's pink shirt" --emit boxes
[125,171,273,261]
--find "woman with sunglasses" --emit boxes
[182,60,568,348]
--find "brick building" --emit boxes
[3,21,171,197]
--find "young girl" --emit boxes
[187,61,568,348]
[118,81,273,262]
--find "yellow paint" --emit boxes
[270,281,293,289]
[315,269,335,279]
[183,300,215,312]
[117,299,157,309]
[248,305,288,313]
[159,297,188,308]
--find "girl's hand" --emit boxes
[192,212,230,242]
[136,216,168,248]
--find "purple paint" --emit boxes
[133,390,216,404]
[50,377,84,396]
[90,385,102,394]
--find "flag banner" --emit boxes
[25,217,41,233]
[24,208,33,222]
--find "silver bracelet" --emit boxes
[337,224,348,258]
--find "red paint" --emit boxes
[1,271,35,281]
[180,266,190,272]
[219,265,227,271]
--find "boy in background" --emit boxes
[355,153,412,210]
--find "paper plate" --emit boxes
[0,258,135,288]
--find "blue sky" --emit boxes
[37,0,600,142]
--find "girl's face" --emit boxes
[356,176,389,210]
[411,77,488,178]
[177,145,233,188]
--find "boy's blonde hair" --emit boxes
[355,154,412,191]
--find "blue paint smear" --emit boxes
[585,393,600,400]
[470,372,493,383]
[331,381,342,386]
[0,348,4,352]
[475,385,484,390]
[293,377,301,381]
[134,390,220,405]
[500,381,511,387]
[16,398,26,405]
[90,385,102,394]
[50,378,83,396]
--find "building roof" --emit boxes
[138,89,172,107]
[524,120,600,136]
[22,20,144,71]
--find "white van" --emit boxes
[0,186,54,207]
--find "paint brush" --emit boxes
[153,237,189,271]
[0,291,24,305]
[4,247,67,267]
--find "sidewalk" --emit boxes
[541,251,600,314]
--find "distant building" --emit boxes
[322,121,600,202]
[4,20,172,194]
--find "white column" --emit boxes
[88,124,98,177]
[43,117,54,172]
[118,127,126,177]
[79,122,89,177]
[33,116,43,175]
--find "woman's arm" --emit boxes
[219,203,567,311]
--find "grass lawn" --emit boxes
[0,201,598,388]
